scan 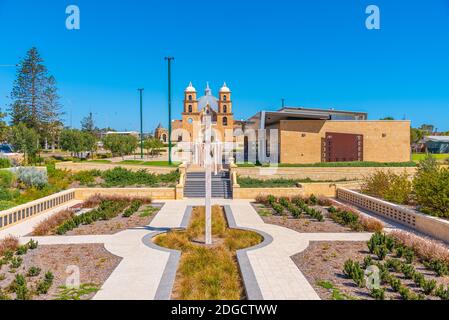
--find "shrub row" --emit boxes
[327,202,384,232]
[122,200,143,218]
[56,199,129,234]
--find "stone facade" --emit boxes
[278,120,411,164]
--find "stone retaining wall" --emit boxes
[337,188,449,243]
[232,182,361,199]
[74,187,178,201]
[235,166,417,181]
[55,161,176,174]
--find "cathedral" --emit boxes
[156,82,237,144]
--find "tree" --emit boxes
[144,137,164,157]
[380,116,395,120]
[81,112,96,134]
[8,123,40,164]
[60,129,97,159]
[419,124,434,134]
[0,109,8,143]
[41,75,64,149]
[8,47,63,146]
[410,128,424,144]
[103,134,138,159]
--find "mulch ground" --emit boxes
[65,204,160,236]
[0,243,121,300]
[252,202,352,233]
[292,241,449,300]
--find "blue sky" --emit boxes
[0,0,448,132]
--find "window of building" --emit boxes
[223,95,227,101]
[223,117,228,126]
[223,105,227,113]
[188,105,192,113]
[188,95,192,101]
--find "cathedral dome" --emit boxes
[185,81,196,92]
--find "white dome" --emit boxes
[219,82,231,93]
[185,81,196,92]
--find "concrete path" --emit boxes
[9,198,373,300]
[0,200,82,240]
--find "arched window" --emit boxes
[188,105,192,113]
[223,95,227,101]
[223,105,227,113]
[223,117,228,126]
[188,95,192,101]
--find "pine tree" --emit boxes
[8,47,63,148]
[41,75,63,149]
[81,112,95,133]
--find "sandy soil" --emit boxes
[252,202,352,233]
[65,204,160,236]
[292,241,449,300]
[0,244,121,300]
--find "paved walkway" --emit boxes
[10,198,373,300]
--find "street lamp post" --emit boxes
[164,57,174,165]
[138,88,144,160]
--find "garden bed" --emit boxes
[153,206,262,300]
[292,233,449,300]
[252,195,383,233]
[0,238,120,300]
[30,196,158,236]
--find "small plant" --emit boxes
[16,167,48,189]
[36,271,54,295]
[374,245,388,260]
[27,239,38,250]
[0,288,11,300]
[56,283,100,300]
[26,266,41,277]
[413,272,425,287]
[421,279,437,295]
[370,287,385,300]
[343,259,365,288]
[389,277,402,292]
[122,200,143,218]
[308,194,318,205]
[385,258,402,272]
[435,285,449,300]
[423,260,449,277]
[271,202,285,215]
[10,274,31,300]
[363,256,373,268]
[9,256,23,269]
[403,248,415,264]
[16,245,28,255]
[402,264,415,279]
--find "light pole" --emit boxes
[138,88,144,160]
[164,57,174,165]
[204,114,212,245]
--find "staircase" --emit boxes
[183,171,232,199]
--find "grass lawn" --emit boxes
[154,206,262,300]
[119,160,180,167]
[237,161,417,168]
[412,153,449,162]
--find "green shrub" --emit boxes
[402,264,415,279]
[385,258,402,272]
[308,194,318,205]
[27,239,38,250]
[421,279,437,295]
[413,155,449,218]
[36,271,54,295]
[374,245,388,260]
[413,272,425,287]
[343,259,365,288]
[404,248,415,264]
[361,170,412,204]
[9,256,23,269]
[424,260,449,277]
[122,200,142,218]
[16,245,28,255]
[329,208,362,230]
[0,170,14,188]
[271,202,285,215]
[363,256,373,268]
[27,266,41,277]
[17,167,48,189]
[72,170,101,185]
[101,167,179,187]
[10,274,31,300]
[389,277,402,292]
[367,232,395,254]
[370,287,385,300]
[0,187,19,201]
[0,158,11,168]
[435,285,449,300]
